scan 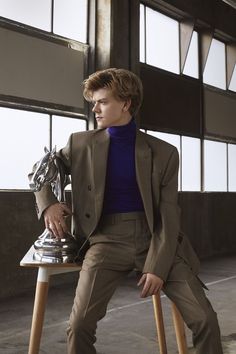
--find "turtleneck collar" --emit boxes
[107,118,136,139]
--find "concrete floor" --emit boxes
[0,255,236,354]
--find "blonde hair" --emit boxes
[83,68,143,117]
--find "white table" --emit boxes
[20,246,81,354]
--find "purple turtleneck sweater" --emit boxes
[102,119,144,215]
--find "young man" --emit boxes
[33,68,223,354]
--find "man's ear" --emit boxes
[123,99,131,112]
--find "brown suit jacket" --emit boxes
[33,128,200,281]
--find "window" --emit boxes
[203,39,226,90]
[0,0,51,31]
[53,0,88,43]
[182,137,201,191]
[145,7,180,74]
[52,115,87,150]
[146,130,181,189]
[229,65,236,92]
[183,31,199,79]
[204,140,227,191]
[147,131,181,153]
[0,0,88,43]
[139,4,145,63]
[228,144,236,191]
[0,108,49,189]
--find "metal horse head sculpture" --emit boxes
[29,147,78,263]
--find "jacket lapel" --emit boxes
[135,131,154,232]
[92,129,110,222]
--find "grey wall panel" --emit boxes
[140,64,201,136]
[179,192,236,259]
[204,87,236,142]
[0,27,85,109]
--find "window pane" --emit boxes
[146,8,180,74]
[228,144,236,191]
[182,136,201,191]
[147,130,181,153]
[229,64,236,92]
[0,108,49,189]
[139,4,145,63]
[53,0,88,43]
[203,39,226,90]
[204,140,227,191]
[0,0,51,31]
[146,131,181,189]
[52,116,87,150]
[183,31,199,79]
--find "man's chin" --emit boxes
[97,120,107,129]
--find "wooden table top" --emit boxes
[20,246,82,268]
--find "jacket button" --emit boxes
[85,213,90,218]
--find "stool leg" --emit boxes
[152,293,168,354]
[171,301,188,354]
[28,268,50,354]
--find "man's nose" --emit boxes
[92,102,100,113]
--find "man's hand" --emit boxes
[137,273,164,298]
[44,202,72,238]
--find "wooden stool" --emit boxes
[21,247,188,354]
[20,246,82,354]
[152,292,188,354]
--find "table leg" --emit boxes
[171,301,188,354]
[28,268,50,354]
[152,292,167,354]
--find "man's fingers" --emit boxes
[48,220,65,238]
[139,273,164,298]
[137,274,146,287]
[61,203,72,216]
[141,282,151,298]
[44,202,72,238]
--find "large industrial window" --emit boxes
[203,39,226,90]
[143,6,180,74]
[0,0,88,43]
[146,131,181,189]
[0,108,49,189]
[229,66,236,91]
[0,108,87,190]
[140,3,236,192]
[183,31,199,79]
[204,140,227,191]
[52,116,87,150]
[0,0,52,31]
[0,1,89,190]
[145,130,236,192]
[228,144,236,191]
[53,0,88,43]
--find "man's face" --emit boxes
[91,88,131,129]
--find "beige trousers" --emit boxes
[67,212,223,354]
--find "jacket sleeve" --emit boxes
[142,147,181,281]
[28,134,73,219]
